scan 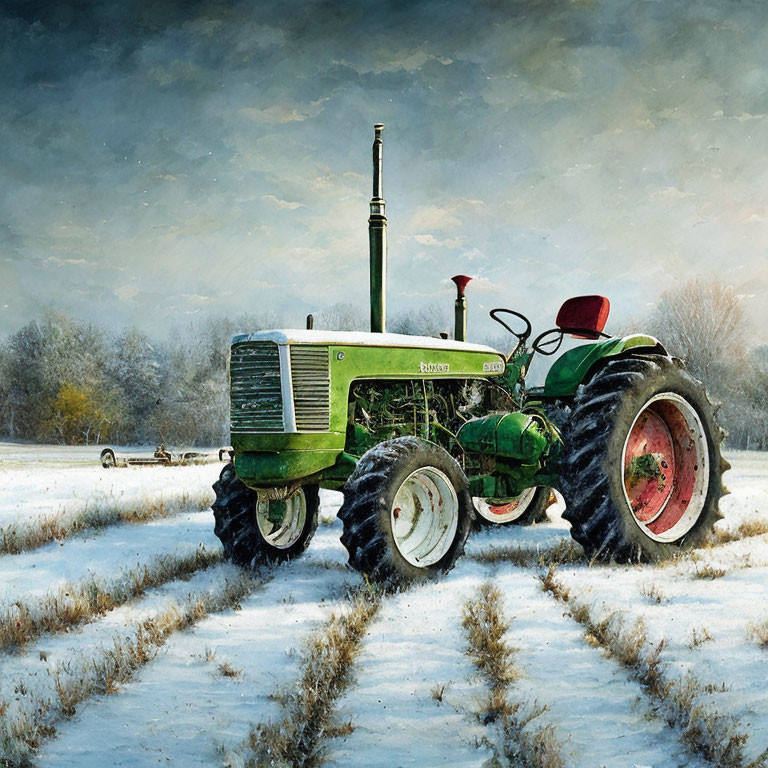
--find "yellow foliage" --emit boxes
[43,382,123,445]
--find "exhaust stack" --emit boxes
[451,275,472,342]
[369,124,387,333]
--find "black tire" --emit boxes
[473,487,552,527]
[338,437,475,585]
[212,462,319,568]
[560,355,727,562]
[100,448,116,468]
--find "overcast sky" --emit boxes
[2,0,767,344]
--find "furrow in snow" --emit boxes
[0,509,221,606]
[494,567,708,768]
[0,543,223,652]
[327,563,493,768]
[34,559,357,768]
[555,561,768,765]
[0,561,269,766]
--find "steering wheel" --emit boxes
[489,308,532,345]
[531,328,565,356]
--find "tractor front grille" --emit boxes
[230,342,284,433]
[291,345,331,431]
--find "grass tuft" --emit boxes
[0,490,213,556]
[0,545,223,651]
[539,566,766,768]
[713,519,768,545]
[0,573,257,765]
[693,564,728,580]
[688,627,715,649]
[640,582,668,604]
[470,539,585,568]
[217,661,242,679]
[463,583,565,768]
[243,584,382,768]
[747,619,768,649]
[431,683,446,703]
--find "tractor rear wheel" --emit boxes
[338,437,475,585]
[473,487,552,526]
[560,356,727,562]
[212,462,319,568]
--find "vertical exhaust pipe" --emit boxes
[451,275,472,342]
[369,124,387,333]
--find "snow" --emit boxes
[1,448,767,766]
[0,443,220,528]
[233,328,503,354]
[34,554,354,767]
[329,567,492,768]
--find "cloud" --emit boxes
[260,195,303,210]
[2,0,768,344]
[114,284,139,302]
[183,293,214,304]
[413,234,464,248]
[45,256,88,266]
[438,275,501,293]
[407,206,463,232]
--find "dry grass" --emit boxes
[689,627,715,649]
[463,583,565,768]
[486,702,565,768]
[431,683,446,703]
[0,544,223,651]
[0,489,213,555]
[693,564,728,580]
[217,661,242,679]
[640,582,668,604]
[0,574,257,764]
[462,584,518,719]
[470,539,585,568]
[242,584,382,768]
[539,566,768,768]
[712,519,768,545]
[747,619,768,649]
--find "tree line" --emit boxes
[0,282,764,448]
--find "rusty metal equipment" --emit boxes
[100,445,231,468]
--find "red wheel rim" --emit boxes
[474,487,537,524]
[489,500,521,516]
[622,393,709,542]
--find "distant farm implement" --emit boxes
[100,445,231,468]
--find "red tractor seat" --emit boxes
[556,295,610,339]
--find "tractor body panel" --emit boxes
[456,412,549,463]
[542,334,666,397]
[229,329,505,489]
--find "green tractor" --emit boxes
[212,125,727,584]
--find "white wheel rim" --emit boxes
[474,486,538,524]
[256,488,307,549]
[391,466,459,567]
[620,392,709,543]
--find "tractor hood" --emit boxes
[232,329,502,354]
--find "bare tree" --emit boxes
[389,302,451,338]
[646,279,747,383]
[315,303,367,332]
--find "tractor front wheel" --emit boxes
[473,486,552,526]
[338,437,475,585]
[212,462,319,568]
[560,356,727,561]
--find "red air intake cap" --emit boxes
[451,275,473,298]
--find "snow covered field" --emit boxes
[0,446,767,767]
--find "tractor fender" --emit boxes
[542,334,667,398]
